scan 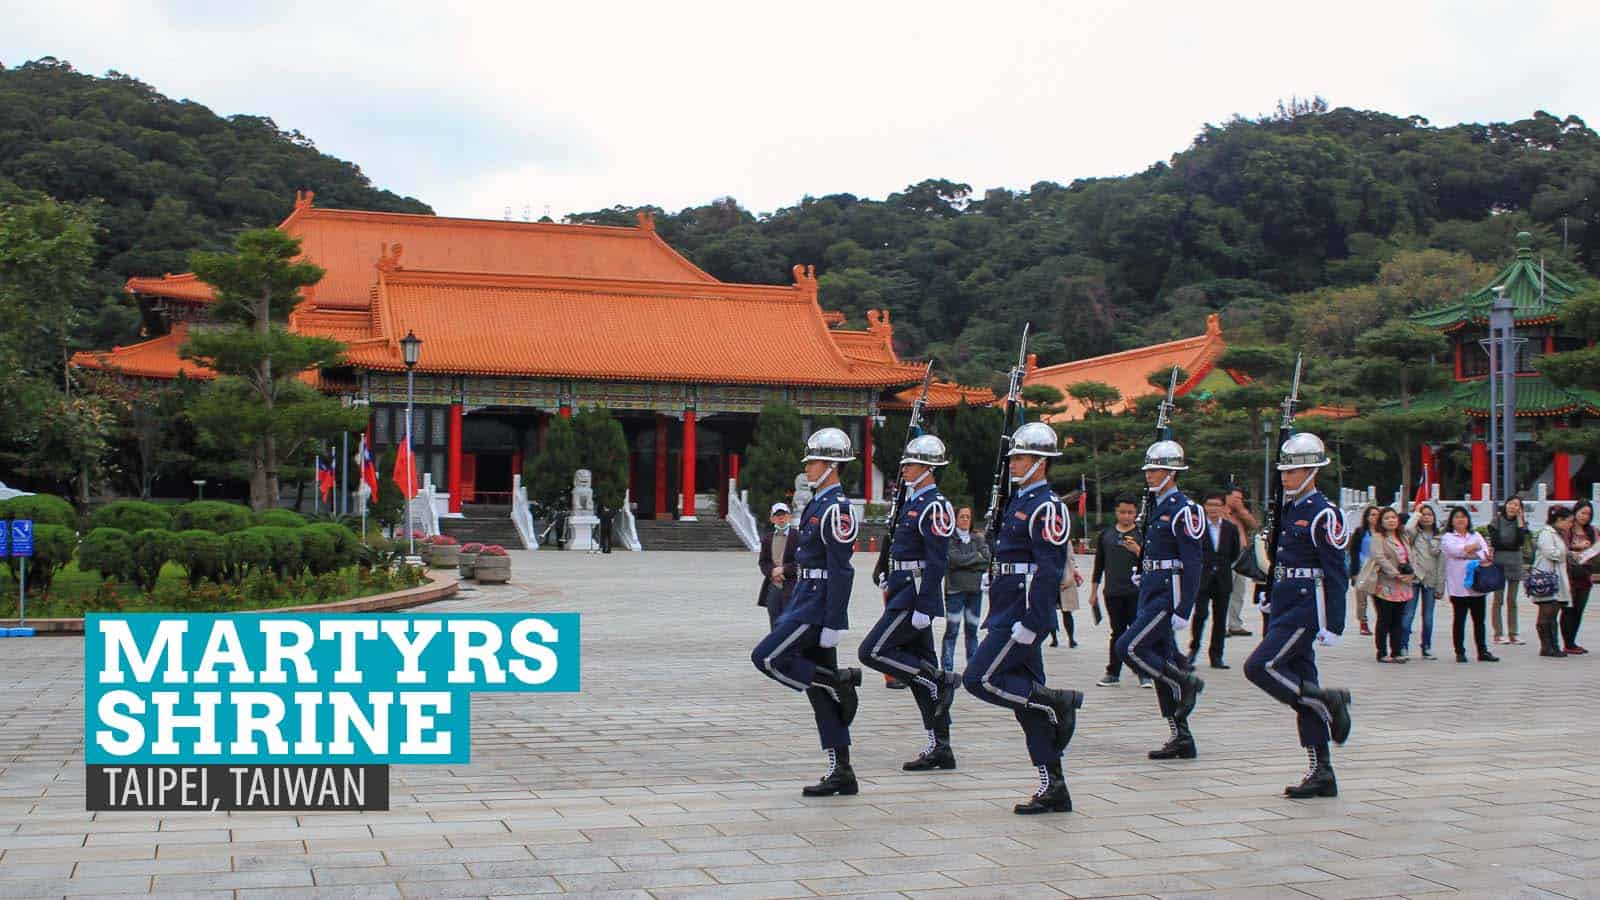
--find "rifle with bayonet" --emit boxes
[874,361,936,588]
[1255,354,1304,606]
[1131,366,1181,574]
[984,324,1030,549]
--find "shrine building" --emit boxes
[73,192,991,518]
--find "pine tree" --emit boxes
[741,403,805,516]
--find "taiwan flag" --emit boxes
[1078,473,1087,518]
[359,435,379,499]
[316,456,335,503]
[394,428,418,500]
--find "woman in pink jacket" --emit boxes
[1441,506,1498,663]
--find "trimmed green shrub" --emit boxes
[175,529,228,586]
[225,529,274,581]
[255,509,306,528]
[304,523,358,575]
[79,527,134,581]
[91,500,172,533]
[15,524,77,595]
[171,500,252,534]
[0,494,77,528]
[256,526,305,579]
[130,529,179,593]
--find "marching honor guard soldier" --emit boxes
[1116,440,1208,761]
[859,435,963,771]
[750,427,864,797]
[964,422,1084,814]
[1242,432,1354,798]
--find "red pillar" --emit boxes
[559,402,571,419]
[862,416,874,501]
[447,402,463,513]
[1471,441,1490,500]
[654,415,669,519]
[1545,333,1556,355]
[1555,451,1573,501]
[1453,343,1463,381]
[729,452,740,487]
[511,450,523,491]
[681,409,698,520]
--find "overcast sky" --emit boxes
[5,1,1597,220]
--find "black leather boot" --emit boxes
[1014,764,1071,814]
[1148,717,1198,760]
[902,731,957,771]
[925,665,961,720]
[1028,685,1084,753]
[802,747,858,796]
[1284,746,1338,798]
[814,667,863,728]
[1300,682,1352,745]
[1165,663,1205,720]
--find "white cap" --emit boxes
[770,502,791,515]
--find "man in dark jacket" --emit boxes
[758,502,799,628]
[1189,492,1242,668]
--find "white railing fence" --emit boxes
[510,475,536,550]
[402,473,441,538]
[726,480,760,552]
[617,489,643,551]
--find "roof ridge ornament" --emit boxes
[792,264,818,300]
[294,189,316,211]
[377,242,405,272]
[865,308,893,338]
[636,210,655,233]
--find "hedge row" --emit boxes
[0,497,316,535]
[78,523,360,591]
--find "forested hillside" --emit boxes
[0,57,431,350]
[573,99,1600,387]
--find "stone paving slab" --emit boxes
[2,549,1598,898]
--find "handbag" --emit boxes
[1526,567,1559,599]
[1466,560,1506,593]
[1355,557,1380,596]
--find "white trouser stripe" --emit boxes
[1126,601,1183,702]
[978,637,1056,724]
[1264,626,1330,725]
[1315,578,1328,634]
[869,610,938,693]
[761,624,811,692]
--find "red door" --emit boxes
[460,454,477,503]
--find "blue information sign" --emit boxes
[10,519,32,558]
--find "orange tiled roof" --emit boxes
[69,324,215,380]
[883,380,997,410]
[1025,314,1227,422]
[125,191,717,310]
[336,262,924,388]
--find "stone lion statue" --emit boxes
[572,469,594,513]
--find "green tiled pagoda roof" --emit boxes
[1402,374,1600,418]
[1410,232,1577,330]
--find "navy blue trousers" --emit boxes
[1243,603,1330,748]
[1115,592,1185,719]
[751,615,851,750]
[859,606,948,736]
[962,626,1057,765]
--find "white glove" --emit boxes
[818,628,841,648]
[1316,629,1339,647]
[911,611,932,630]
[1171,615,1190,633]
[1011,622,1037,645]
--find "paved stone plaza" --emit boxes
[3,549,1600,899]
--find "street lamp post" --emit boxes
[192,479,206,501]
[400,330,423,559]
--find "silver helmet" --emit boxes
[1277,432,1330,470]
[900,434,949,467]
[801,427,855,463]
[1141,439,1189,471]
[1007,421,1062,458]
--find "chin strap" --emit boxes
[1150,470,1175,494]
[904,469,932,489]
[1011,457,1045,485]
[807,463,840,489]
[1285,476,1317,501]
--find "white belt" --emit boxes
[799,568,829,580]
[1275,566,1323,579]
[889,560,926,572]
[1142,559,1183,572]
[994,562,1037,575]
